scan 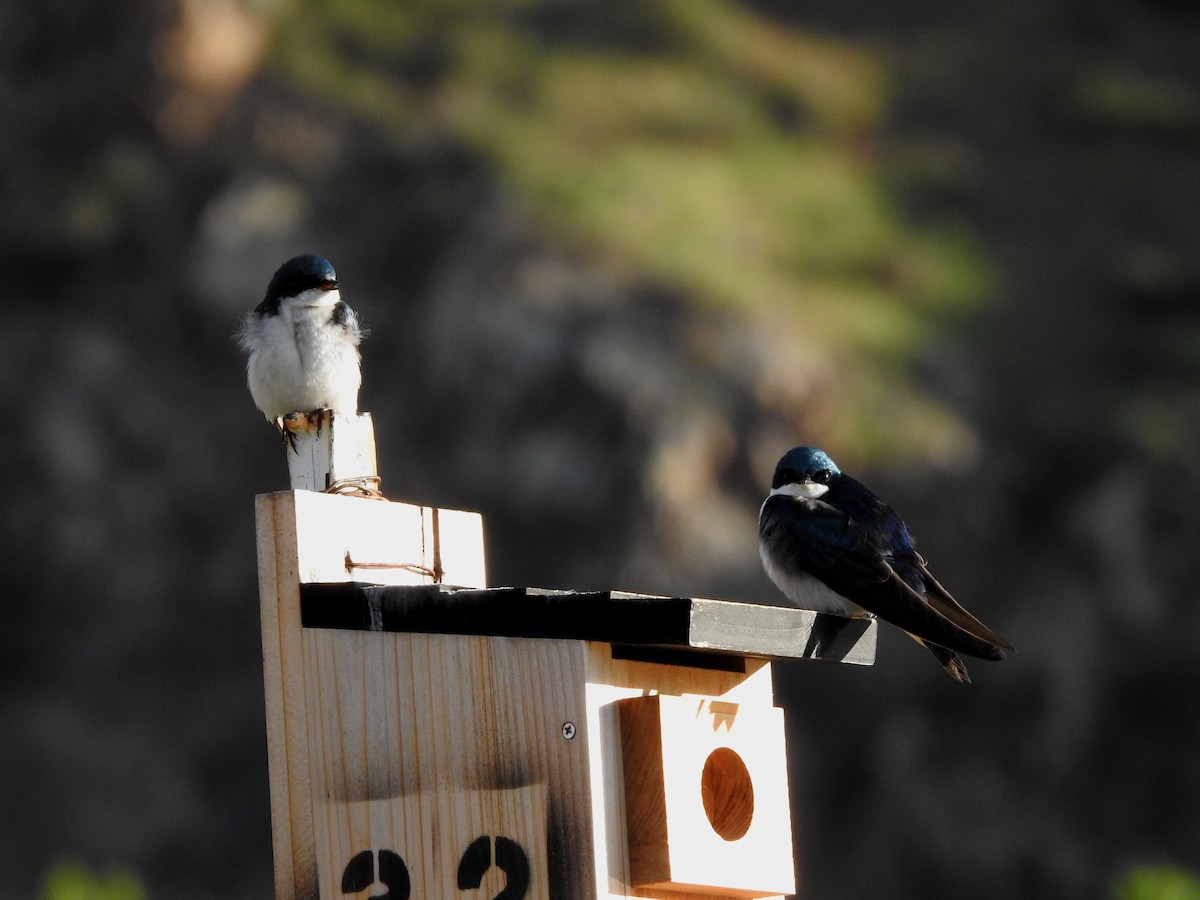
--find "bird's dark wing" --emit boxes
[330,300,365,343]
[917,564,1015,652]
[878,567,1007,660]
[760,495,892,589]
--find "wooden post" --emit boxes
[254,416,876,899]
[282,410,380,494]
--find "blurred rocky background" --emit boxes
[3,0,1200,897]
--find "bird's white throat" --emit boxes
[769,481,829,500]
[286,286,341,309]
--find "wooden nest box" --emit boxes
[255,413,876,899]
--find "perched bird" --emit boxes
[237,254,364,433]
[758,446,1014,682]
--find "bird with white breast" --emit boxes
[759,446,1014,682]
[238,254,364,438]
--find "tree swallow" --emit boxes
[237,254,364,433]
[759,446,1014,682]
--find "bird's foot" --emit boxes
[309,408,328,435]
[276,410,331,454]
[277,415,302,455]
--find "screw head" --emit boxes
[561,722,577,740]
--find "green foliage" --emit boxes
[1114,865,1200,900]
[1074,66,1200,133]
[40,861,146,900]
[266,0,987,457]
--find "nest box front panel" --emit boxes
[618,694,796,898]
[300,628,593,899]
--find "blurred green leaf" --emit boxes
[40,861,146,900]
[1075,66,1200,132]
[1114,864,1200,900]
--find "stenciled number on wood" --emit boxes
[339,837,530,899]
[456,835,531,899]
[341,849,410,899]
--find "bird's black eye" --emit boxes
[814,469,832,485]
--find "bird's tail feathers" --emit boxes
[907,634,971,683]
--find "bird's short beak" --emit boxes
[320,279,339,291]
